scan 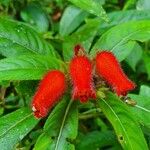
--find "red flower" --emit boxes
[96,51,135,96]
[32,70,66,118]
[70,55,96,102]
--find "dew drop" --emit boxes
[12,40,15,44]
[19,135,23,140]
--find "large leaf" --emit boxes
[96,9,150,35]
[59,5,88,36]
[63,19,100,61]
[91,20,150,61]
[0,54,64,80]
[68,0,108,22]
[0,18,56,57]
[0,107,38,150]
[98,92,148,150]
[128,94,150,130]
[34,96,78,150]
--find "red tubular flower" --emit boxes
[70,55,96,102]
[31,70,66,118]
[96,51,135,96]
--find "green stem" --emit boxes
[81,108,101,114]
[79,113,100,120]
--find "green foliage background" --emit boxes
[0,0,150,150]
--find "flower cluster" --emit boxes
[31,45,135,118]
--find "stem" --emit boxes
[79,108,102,120]
[79,113,100,120]
[81,108,101,115]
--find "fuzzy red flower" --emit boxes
[32,70,66,118]
[70,55,96,102]
[96,51,135,96]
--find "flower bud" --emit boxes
[74,44,85,56]
[70,56,96,102]
[32,70,66,118]
[96,51,135,96]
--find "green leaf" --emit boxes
[96,9,150,35]
[59,5,88,36]
[139,85,150,97]
[68,0,108,22]
[128,94,150,130]
[0,54,64,80]
[91,20,150,61]
[63,19,100,61]
[0,107,38,150]
[16,80,38,96]
[0,0,11,7]
[98,92,148,150]
[125,42,143,71]
[76,130,121,150]
[136,0,150,10]
[20,3,49,33]
[143,52,150,79]
[123,0,136,10]
[0,18,56,57]
[34,96,78,150]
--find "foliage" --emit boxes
[0,0,150,150]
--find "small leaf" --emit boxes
[0,18,56,57]
[34,96,78,150]
[0,107,39,150]
[125,42,143,71]
[98,92,148,150]
[128,94,150,130]
[59,5,88,36]
[140,85,150,97]
[91,20,150,61]
[0,54,64,80]
[68,0,108,22]
[21,3,49,33]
